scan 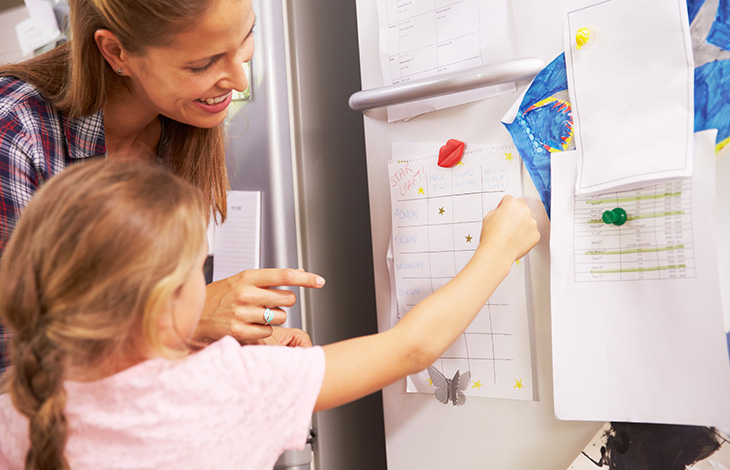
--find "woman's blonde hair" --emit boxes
[0,160,207,470]
[0,0,229,222]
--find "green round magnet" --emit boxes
[601,207,627,226]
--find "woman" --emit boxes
[0,0,320,371]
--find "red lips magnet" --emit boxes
[437,139,465,168]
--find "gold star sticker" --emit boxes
[513,379,524,390]
[465,234,473,243]
[456,161,465,166]
[438,207,445,215]
[417,187,424,194]
[505,152,514,161]
[515,259,520,266]
[471,380,483,390]
[428,378,433,386]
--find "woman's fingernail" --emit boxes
[316,276,326,287]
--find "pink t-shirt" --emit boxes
[0,336,325,470]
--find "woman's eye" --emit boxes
[189,62,214,73]
[189,56,221,73]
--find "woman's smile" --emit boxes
[194,91,233,113]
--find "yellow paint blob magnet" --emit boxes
[576,27,591,49]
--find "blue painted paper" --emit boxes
[688,0,705,24]
[707,0,730,50]
[503,53,570,217]
[695,59,730,150]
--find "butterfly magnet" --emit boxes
[427,366,470,406]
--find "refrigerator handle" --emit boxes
[348,57,544,111]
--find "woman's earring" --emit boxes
[115,67,124,75]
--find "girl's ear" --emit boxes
[157,286,184,338]
[161,285,184,323]
[93,29,129,75]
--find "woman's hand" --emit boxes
[244,327,314,347]
[193,268,325,344]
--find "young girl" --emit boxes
[0,0,321,370]
[0,160,539,469]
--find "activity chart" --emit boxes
[387,144,534,401]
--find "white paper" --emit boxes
[718,151,730,332]
[212,191,261,282]
[24,0,59,30]
[376,0,516,122]
[564,0,695,194]
[14,17,60,57]
[387,143,535,401]
[550,130,730,426]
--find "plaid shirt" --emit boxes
[0,76,106,372]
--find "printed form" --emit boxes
[377,0,515,121]
[550,130,730,426]
[387,143,535,401]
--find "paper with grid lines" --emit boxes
[387,143,535,401]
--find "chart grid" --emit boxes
[389,146,533,399]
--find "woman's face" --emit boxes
[124,0,255,128]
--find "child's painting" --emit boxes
[502,53,572,218]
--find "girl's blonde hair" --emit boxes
[0,0,229,222]
[0,160,207,470]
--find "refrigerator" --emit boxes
[222,0,387,469]
[351,0,603,469]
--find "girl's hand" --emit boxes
[478,195,540,264]
[193,268,325,343]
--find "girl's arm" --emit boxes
[315,195,540,412]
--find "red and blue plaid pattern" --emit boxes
[0,76,105,372]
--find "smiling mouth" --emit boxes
[196,92,231,105]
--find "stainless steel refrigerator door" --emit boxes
[285,1,387,469]
[222,0,385,470]
[223,1,310,468]
[224,0,386,468]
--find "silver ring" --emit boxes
[263,307,274,325]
